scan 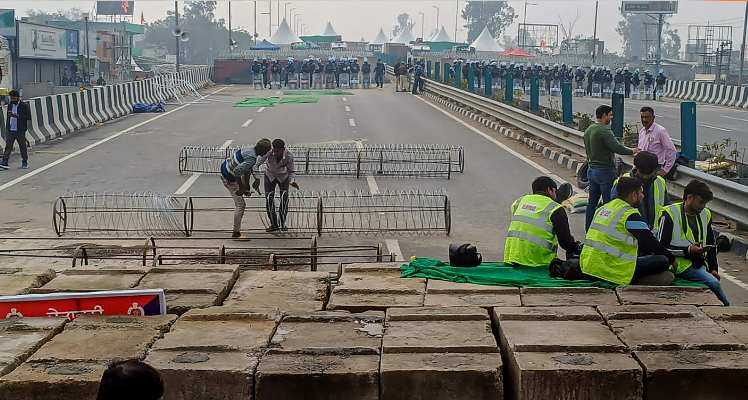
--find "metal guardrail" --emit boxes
[420,76,748,226]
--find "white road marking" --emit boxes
[0,86,229,194]
[349,118,357,127]
[345,105,351,112]
[174,173,201,195]
[342,97,348,102]
[385,239,405,261]
[241,118,253,127]
[699,123,732,132]
[366,176,380,195]
[416,95,572,188]
[720,270,748,291]
[257,107,266,113]
[721,115,748,123]
[219,140,234,150]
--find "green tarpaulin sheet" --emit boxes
[283,90,353,96]
[278,95,319,104]
[400,258,705,289]
[234,95,320,107]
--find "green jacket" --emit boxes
[584,123,633,169]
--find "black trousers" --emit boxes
[2,131,28,164]
[264,176,290,227]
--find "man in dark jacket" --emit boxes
[374,59,385,88]
[1,90,32,170]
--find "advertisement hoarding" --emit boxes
[18,21,70,60]
[97,1,135,16]
[622,1,678,14]
[0,9,14,37]
[66,29,79,57]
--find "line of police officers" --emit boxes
[249,57,386,89]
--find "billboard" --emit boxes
[0,9,14,37]
[66,29,79,58]
[97,1,135,16]
[622,1,678,14]
[18,21,69,60]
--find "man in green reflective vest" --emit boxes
[612,151,668,234]
[504,176,581,267]
[581,176,676,285]
[658,180,729,305]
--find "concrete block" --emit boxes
[598,304,704,321]
[424,292,521,308]
[224,271,329,313]
[702,306,748,344]
[506,351,643,400]
[520,287,620,306]
[137,266,239,314]
[0,269,56,295]
[380,353,503,400]
[616,286,722,306]
[498,320,626,352]
[32,268,147,293]
[635,350,748,399]
[383,320,497,354]
[255,353,379,400]
[426,280,516,294]
[270,311,383,355]
[29,315,176,362]
[0,318,67,377]
[327,291,424,312]
[606,315,743,351]
[386,306,489,322]
[0,360,106,400]
[343,262,403,273]
[493,306,601,321]
[336,272,425,294]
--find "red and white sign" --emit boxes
[0,289,166,321]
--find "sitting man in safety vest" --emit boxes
[658,180,729,305]
[581,176,676,285]
[504,176,581,267]
[612,151,667,234]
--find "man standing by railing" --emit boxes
[1,90,31,170]
[637,106,677,179]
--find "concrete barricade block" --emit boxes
[136,265,240,314]
[493,306,601,321]
[0,360,106,400]
[327,291,424,312]
[615,286,722,306]
[380,353,503,400]
[0,268,56,295]
[383,319,497,353]
[520,287,620,306]
[498,320,627,353]
[424,281,521,308]
[635,350,748,399]
[343,262,403,273]
[255,353,379,400]
[0,318,66,377]
[31,268,147,293]
[270,311,383,355]
[702,306,748,344]
[224,271,329,313]
[147,307,277,400]
[386,306,489,322]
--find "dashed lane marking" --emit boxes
[349,118,356,127]
[366,176,380,195]
[721,270,748,291]
[345,105,351,112]
[0,86,229,194]
[241,118,253,128]
[174,173,201,195]
[257,107,266,113]
[698,123,732,132]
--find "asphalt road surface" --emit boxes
[1,83,747,305]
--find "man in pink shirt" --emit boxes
[637,106,678,177]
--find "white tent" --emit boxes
[430,26,452,42]
[270,18,302,45]
[393,27,415,44]
[470,26,503,52]
[371,28,388,45]
[321,21,338,37]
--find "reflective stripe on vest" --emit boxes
[660,202,711,274]
[503,194,561,267]
[580,198,640,285]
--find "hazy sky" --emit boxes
[3,0,747,53]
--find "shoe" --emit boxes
[231,231,241,238]
[280,225,288,232]
[0,163,8,170]
[265,225,279,233]
[20,162,28,169]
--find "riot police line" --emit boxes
[438,60,668,100]
[248,56,385,90]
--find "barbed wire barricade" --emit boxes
[53,191,451,237]
[177,143,465,178]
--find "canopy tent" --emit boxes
[429,26,452,42]
[251,39,280,50]
[321,21,338,37]
[130,57,143,72]
[392,27,415,44]
[371,28,388,45]
[270,18,302,45]
[502,47,533,57]
[470,26,503,52]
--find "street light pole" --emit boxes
[253,0,258,45]
[454,0,459,43]
[228,0,232,52]
[419,12,424,39]
[174,0,180,72]
[269,0,272,36]
[432,6,439,32]
[84,13,90,83]
[740,0,748,85]
[592,0,598,63]
[285,2,291,21]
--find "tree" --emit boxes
[617,7,679,60]
[461,1,516,43]
[392,13,415,38]
[663,29,681,59]
[500,35,517,50]
[26,8,85,24]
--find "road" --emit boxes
[0,83,747,305]
[537,93,748,150]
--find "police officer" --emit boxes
[623,66,632,98]
[220,138,272,238]
[374,59,385,88]
[655,69,667,98]
[631,69,641,98]
[580,176,676,285]
[504,177,580,267]
[412,61,424,95]
[261,57,270,88]
[643,69,654,98]
[325,57,336,88]
[251,58,262,87]
[587,66,595,96]
[350,58,360,88]
[361,59,372,88]
[614,68,624,94]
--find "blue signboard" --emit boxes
[66,30,79,58]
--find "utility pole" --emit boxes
[228,0,233,52]
[432,6,439,32]
[285,2,291,22]
[591,0,598,63]
[174,0,180,72]
[84,13,90,83]
[419,12,424,39]
[253,0,258,45]
[740,0,748,85]
[454,0,458,43]
[269,0,272,36]
[656,13,663,79]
